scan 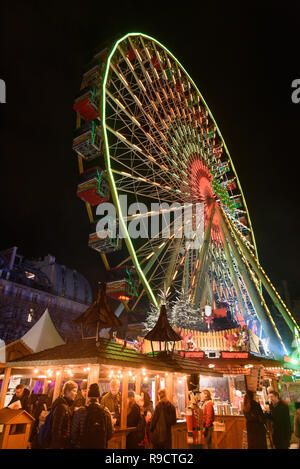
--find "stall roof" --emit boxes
[5,338,222,376]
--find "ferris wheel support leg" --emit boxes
[193,205,215,308]
[225,215,298,336]
[220,223,248,318]
[218,208,286,357]
[183,251,190,296]
[165,237,183,293]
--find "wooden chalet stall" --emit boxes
[0,336,223,449]
[141,324,299,449]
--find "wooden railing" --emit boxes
[141,326,250,354]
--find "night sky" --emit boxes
[1,2,300,302]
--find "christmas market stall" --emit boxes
[0,285,221,449]
[141,317,300,449]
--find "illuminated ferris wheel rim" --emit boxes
[100,32,259,307]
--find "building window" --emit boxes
[32,293,38,303]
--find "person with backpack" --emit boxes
[150,389,177,449]
[70,383,113,449]
[48,380,78,449]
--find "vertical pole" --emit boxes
[0,367,11,408]
[120,372,128,429]
[87,364,100,389]
[154,374,159,407]
[135,373,141,396]
[166,373,174,403]
[42,377,49,394]
[52,367,63,403]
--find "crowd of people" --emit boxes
[5,381,300,449]
[242,389,300,449]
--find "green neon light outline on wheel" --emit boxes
[101,32,259,308]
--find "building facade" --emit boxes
[0,247,92,344]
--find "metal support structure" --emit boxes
[193,205,215,307]
[218,207,286,357]
[225,212,299,335]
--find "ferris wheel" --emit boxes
[73,33,299,356]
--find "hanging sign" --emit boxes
[179,351,205,359]
[221,351,249,359]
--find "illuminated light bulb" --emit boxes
[165,373,168,376]
[132,376,136,381]
[129,370,132,376]
[56,371,60,376]
[183,376,187,380]
[34,369,38,374]
[48,380,52,383]
[118,370,121,374]
[87,367,90,371]
[156,375,159,379]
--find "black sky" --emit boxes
[1,2,300,301]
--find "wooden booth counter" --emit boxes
[172,420,189,449]
[212,415,246,449]
[107,427,136,449]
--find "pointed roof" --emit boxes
[20,308,65,353]
[74,282,122,329]
[144,305,182,342]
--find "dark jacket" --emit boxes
[126,402,142,449]
[71,402,113,449]
[268,400,292,449]
[243,400,267,449]
[101,392,121,426]
[7,388,31,413]
[71,390,86,411]
[50,396,74,449]
[150,399,177,449]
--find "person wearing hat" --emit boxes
[72,381,88,412]
[71,383,113,449]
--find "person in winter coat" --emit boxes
[266,390,292,449]
[71,383,113,449]
[201,389,215,449]
[126,391,143,449]
[50,380,78,449]
[150,389,177,449]
[293,402,300,449]
[72,381,88,411]
[7,384,31,413]
[242,390,267,449]
[101,379,121,426]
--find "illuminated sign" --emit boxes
[221,351,249,359]
[179,351,205,359]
